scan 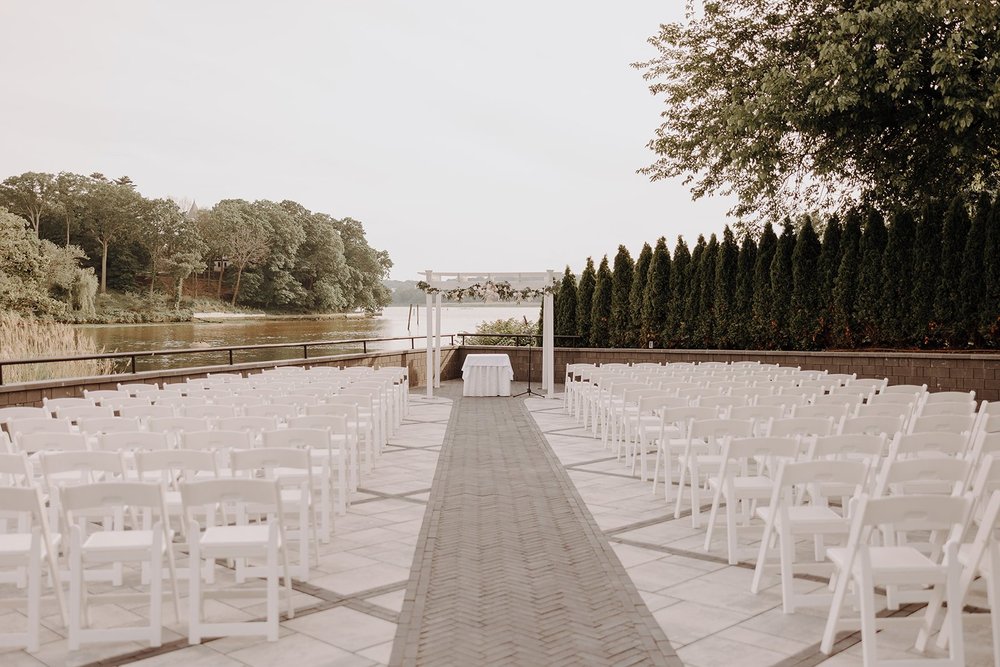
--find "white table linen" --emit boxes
[461,354,514,397]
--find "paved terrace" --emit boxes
[5,380,998,666]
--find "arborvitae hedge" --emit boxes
[590,256,612,348]
[641,237,670,347]
[750,223,777,348]
[555,266,577,340]
[564,197,994,350]
[790,218,822,349]
[609,245,635,348]
[576,257,596,347]
[630,243,652,346]
[731,233,756,348]
[714,227,738,348]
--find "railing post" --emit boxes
[303,345,309,359]
[411,337,415,350]
[130,355,136,374]
[363,341,368,353]
[229,349,234,365]
[0,363,4,386]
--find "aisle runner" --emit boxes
[390,396,680,666]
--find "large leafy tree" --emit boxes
[334,217,392,313]
[634,1,1000,222]
[78,177,144,293]
[0,172,55,237]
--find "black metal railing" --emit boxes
[0,334,457,385]
[457,333,582,346]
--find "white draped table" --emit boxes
[461,354,514,397]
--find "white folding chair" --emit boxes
[180,478,293,643]
[62,481,180,649]
[703,435,800,564]
[750,459,867,612]
[820,494,969,667]
[262,428,344,537]
[673,417,755,524]
[0,485,65,652]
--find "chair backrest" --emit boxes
[83,389,129,402]
[213,395,267,409]
[919,401,977,417]
[7,417,72,440]
[925,390,976,404]
[61,481,166,519]
[101,397,154,412]
[54,406,115,422]
[869,393,920,406]
[887,431,969,460]
[181,429,252,452]
[215,416,279,434]
[809,433,886,461]
[723,435,801,466]
[99,431,170,453]
[0,406,49,423]
[287,415,349,433]
[771,458,868,504]
[40,450,125,483]
[261,428,329,450]
[77,416,142,435]
[849,377,889,394]
[243,404,300,421]
[755,394,807,410]
[841,415,905,437]
[17,431,88,454]
[119,404,177,420]
[767,417,836,439]
[791,404,850,421]
[845,493,969,549]
[811,392,866,409]
[687,418,756,441]
[0,451,33,486]
[874,457,971,497]
[231,447,312,477]
[883,383,928,395]
[41,397,95,414]
[135,448,219,483]
[148,416,212,434]
[117,382,161,396]
[855,403,912,422]
[908,414,976,436]
[270,394,322,408]
[181,405,238,420]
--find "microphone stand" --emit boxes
[513,335,543,398]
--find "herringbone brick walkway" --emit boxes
[389,395,681,666]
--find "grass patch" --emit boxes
[0,313,114,383]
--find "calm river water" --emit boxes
[75,305,540,371]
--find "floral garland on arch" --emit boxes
[416,279,556,303]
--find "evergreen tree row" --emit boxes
[552,195,1000,350]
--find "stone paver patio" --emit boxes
[4,380,997,666]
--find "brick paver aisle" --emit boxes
[389,396,680,666]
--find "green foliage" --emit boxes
[909,201,944,344]
[0,172,54,236]
[854,209,888,345]
[641,237,670,347]
[682,236,706,347]
[576,257,596,347]
[958,193,991,344]
[881,210,917,345]
[467,318,538,346]
[634,1,1000,223]
[696,234,718,346]
[730,233,756,348]
[934,195,971,345]
[750,223,777,348]
[590,256,612,348]
[609,245,635,347]
[555,267,578,341]
[714,227,738,348]
[816,215,842,345]
[830,211,863,347]
[665,238,690,346]
[0,312,113,383]
[629,243,652,346]
[984,199,1000,343]
[790,218,822,348]
[769,221,796,348]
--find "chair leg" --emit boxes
[750,523,771,596]
[946,549,966,667]
[857,568,879,667]
[703,486,723,553]
[27,542,41,653]
[188,541,201,644]
[779,525,796,612]
[725,497,738,565]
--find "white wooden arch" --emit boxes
[422,270,558,398]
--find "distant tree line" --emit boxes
[0,171,391,317]
[553,195,1000,350]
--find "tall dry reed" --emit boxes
[0,313,114,383]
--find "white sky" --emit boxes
[0,1,735,280]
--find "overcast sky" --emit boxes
[0,1,735,280]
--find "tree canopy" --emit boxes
[634,1,1000,223]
